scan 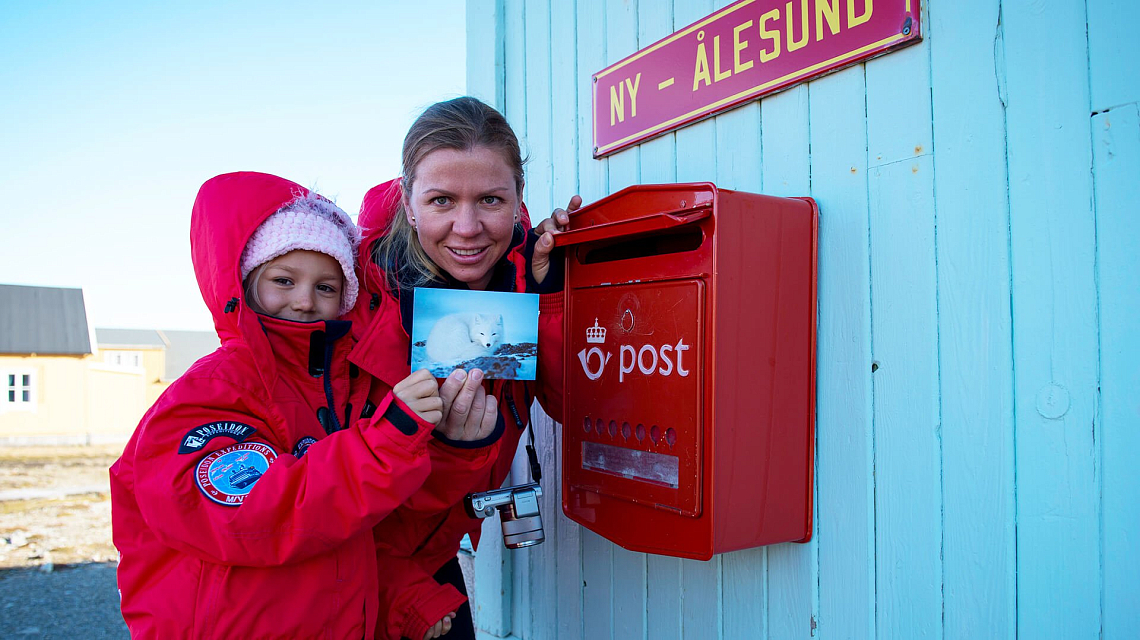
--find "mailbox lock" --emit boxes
[622,309,635,332]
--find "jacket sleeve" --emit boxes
[397,437,500,514]
[131,375,435,567]
[535,292,564,422]
[373,549,467,640]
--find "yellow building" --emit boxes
[0,284,217,445]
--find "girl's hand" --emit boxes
[436,369,498,442]
[531,194,581,285]
[393,369,444,426]
[422,612,456,639]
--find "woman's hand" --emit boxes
[531,194,582,285]
[392,369,444,426]
[435,369,498,442]
[422,612,456,639]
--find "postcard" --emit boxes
[411,288,540,380]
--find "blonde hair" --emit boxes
[373,97,526,291]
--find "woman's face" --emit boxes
[405,146,521,290]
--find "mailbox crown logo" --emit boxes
[586,319,607,344]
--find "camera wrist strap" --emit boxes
[525,425,542,483]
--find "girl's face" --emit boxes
[248,250,344,322]
[405,145,521,290]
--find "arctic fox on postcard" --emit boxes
[426,313,505,363]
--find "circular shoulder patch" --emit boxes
[195,442,277,506]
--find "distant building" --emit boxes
[95,328,220,409]
[0,284,217,445]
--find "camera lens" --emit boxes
[500,503,545,549]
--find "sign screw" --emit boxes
[902,16,913,36]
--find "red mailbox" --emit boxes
[554,183,818,560]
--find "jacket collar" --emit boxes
[258,314,352,379]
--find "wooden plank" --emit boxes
[722,548,768,640]
[601,7,648,639]
[642,0,683,601]
[712,89,761,191]
[868,156,942,639]
[522,4,557,634]
[576,0,608,203]
[574,3,609,639]
[759,82,816,640]
[636,8,679,633]
[1092,104,1140,639]
[805,66,876,640]
[638,0,678,185]
[675,0,717,185]
[502,3,530,635]
[1003,1,1101,636]
[465,0,504,107]
[612,546,648,639]
[1087,0,1140,111]
[525,0,555,218]
[670,5,721,638]
[473,514,514,636]
[928,2,1017,637]
[605,0,641,193]
[681,558,721,638]
[647,555,683,640]
[582,529,615,640]
[867,43,933,169]
[713,33,768,639]
[549,1,582,638]
[503,0,527,130]
[864,19,942,640]
[476,2,528,635]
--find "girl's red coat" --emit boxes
[110,172,441,639]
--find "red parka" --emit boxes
[110,172,440,639]
[346,180,564,640]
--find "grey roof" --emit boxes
[0,284,92,355]
[156,329,219,381]
[96,328,166,349]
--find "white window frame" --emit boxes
[2,369,36,412]
[103,350,144,371]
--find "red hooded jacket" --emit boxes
[110,172,440,639]
[346,180,564,640]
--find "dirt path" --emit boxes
[0,445,127,637]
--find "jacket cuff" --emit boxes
[400,584,467,640]
[539,291,564,315]
[523,228,564,294]
[364,393,436,455]
[430,411,506,449]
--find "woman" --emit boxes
[347,96,578,640]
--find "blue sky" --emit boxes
[0,1,467,331]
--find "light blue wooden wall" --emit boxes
[465,0,1140,637]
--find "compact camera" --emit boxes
[464,483,545,549]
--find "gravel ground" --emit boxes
[0,445,127,638]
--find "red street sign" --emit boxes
[592,0,922,157]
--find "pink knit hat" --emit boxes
[240,193,362,315]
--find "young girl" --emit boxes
[110,171,453,638]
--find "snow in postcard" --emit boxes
[411,288,540,380]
